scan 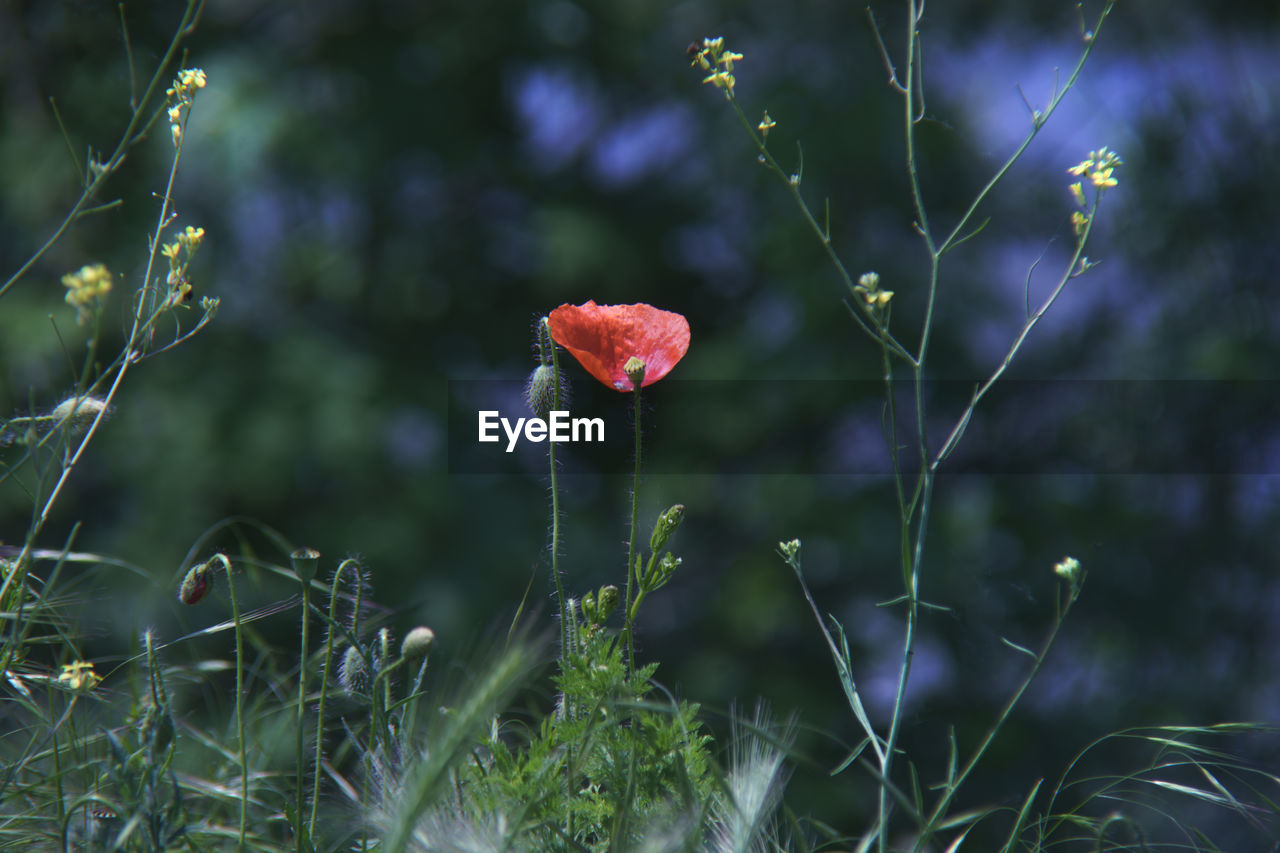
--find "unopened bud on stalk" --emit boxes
[400,626,436,661]
[649,504,686,552]
[653,553,681,587]
[524,364,559,420]
[339,646,367,692]
[178,561,214,605]
[595,585,619,620]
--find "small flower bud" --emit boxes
[623,356,646,387]
[524,364,560,420]
[178,561,214,604]
[401,626,436,661]
[596,585,619,620]
[649,504,686,552]
[339,646,367,692]
[1054,555,1082,585]
[291,547,320,584]
[652,553,681,588]
[778,538,802,563]
[581,591,597,622]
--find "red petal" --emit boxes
[547,301,690,391]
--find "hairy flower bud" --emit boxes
[524,364,560,420]
[178,561,214,605]
[339,646,367,693]
[401,626,436,661]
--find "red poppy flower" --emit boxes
[547,301,690,391]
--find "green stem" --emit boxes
[548,330,566,661]
[914,595,1076,851]
[309,559,358,838]
[217,554,248,851]
[297,581,311,832]
[623,384,643,674]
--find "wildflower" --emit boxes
[1066,147,1123,192]
[166,67,207,100]
[692,37,741,94]
[1054,555,1084,596]
[1069,181,1086,207]
[703,70,736,92]
[1090,167,1117,189]
[58,661,101,692]
[547,301,690,391]
[1071,211,1089,237]
[180,225,206,249]
[61,263,112,323]
[853,271,893,311]
[757,111,776,140]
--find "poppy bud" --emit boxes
[623,356,646,387]
[339,646,367,692]
[400,626,436,661]
[649,504,685,552]
[524,364,560,420]
[291,547,320,584]
[178,561,214,604]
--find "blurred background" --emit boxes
[2,0,1278,843]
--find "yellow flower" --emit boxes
[58,661,101,692]
[1069,181,1086,207]
[1071,211,1089,236]
[1067,160,1091,176]
[61,264,113,318]
[719,50,743,71]
[1090,167,1117,189]
[702,71,735,92]
[757,111,776,138]
[179,68,207,90]
[181,225,206,248]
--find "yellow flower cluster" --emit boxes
[854,271,893,309]
[166,67,207,147]
[691,37,741,94]
[159,225,206,310]
[61,263,112,324]
[58,661,101,692]
[1067,146,1122,190]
